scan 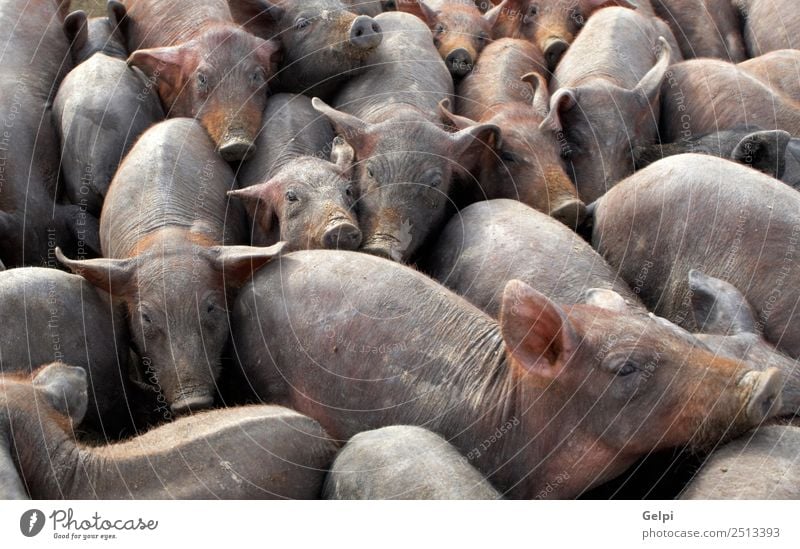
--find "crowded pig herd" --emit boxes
[0,0,798,500]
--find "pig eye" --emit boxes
[249,69,266,88]
[572,9,585,28]
[615,361,639,377]
[478,32,489,44]
[295,17,311,30]
[285,189,299,202]
[424,169,443,187]
[434,23,446,35]
[500,150,517,163]
[196,72,208,92]
[366,165,375,179]
[345,185,354,198]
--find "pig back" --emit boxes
[236,94,335,187]
[100,119,247,258]
[552,7,675,90]
[332,12,453,122]
[121,0,233,49]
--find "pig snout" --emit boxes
[543,37,569,71]
[550,198,588,230]
[218,132,256,162]
[322,219,362,251]
[169,385,215,416]
[349,16,382,50]
[742,367,783,424]
[445,48,474,77]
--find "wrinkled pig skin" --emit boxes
[231,250,782,499]
[56,119,284,417]
[324,426,502,499]
[0,0,101,268]
[0,364,337,499]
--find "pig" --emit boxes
[62,2,128,65]
[324,426,502,499]
[229,94,361,251]
[487,0,650,72]
[544,8,675,203]
[448,40,584,226]
[635,128,800,190]
[650,0,746,62]
[660,59,800,142]
[740,49,800,103]
[228,0,383,99]
[397,0,500,77]
[231,249,783,498]
[425,199,800,416]
[0,0,100,268]
[121,0,282,161]
[0,363,337,499]
[422,199,639,317]
[592,154,800,362]
[681,426,800,499]
[736,0,800,57]
[314,12,498,262]
[0,267,157,436]
[56,119,284,416]
[54,19,164,217]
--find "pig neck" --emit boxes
[357,102,432,126]
[426,312,627,499]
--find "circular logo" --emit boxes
[20,509,45,537]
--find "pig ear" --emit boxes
[252,38,282,75]
[127,44,190,107]
[731,130,791,179]
[107,1,129,40]
[396,0,428,20]
[539,88,577,133]
[438,98,482,131]
[226,0,284,33]
[312,98,372,151]
[57,204,102,258]
[688,270,757,336]
[55,247,136,295]
[484,1,503,27]
[228,182,282,235]
[500,280,577,379]
[633,37,671,107]
[417,1,440,27]
[209,242,286,288]
[486,0,513,31]
[450,121,502,172]
[583,288,628,312]
[32,363,88,426]
[331,136,356,175]
[63,10,88,55]
[521,72,550,118]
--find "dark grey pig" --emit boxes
[62,2,128,65]
[230,94,360,251]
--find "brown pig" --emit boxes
[231,250,783,499]
[121,0,282,161]
[650,0,746,62]
[487,0,647,71]
[448,40,584,225]
[397,0,501,77]
[56,119,284,416]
